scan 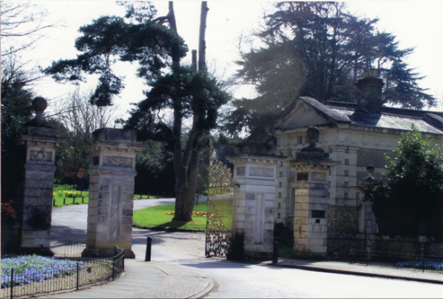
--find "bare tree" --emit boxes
[1,1,55,57]
[50,88,119,137]
[49,88,121,183]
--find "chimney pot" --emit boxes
[356,69,384,114]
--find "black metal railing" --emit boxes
[1,243,125,298]
[335,248,443,274]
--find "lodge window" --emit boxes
[311,210,325,219]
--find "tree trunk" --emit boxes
[173,149,199,222]
[170,1,210,222]
[198,2,208,72]
[168,1,180,69]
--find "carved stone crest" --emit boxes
[249,167,273,178]
[312,172,327,181]
[30,151,52,162]
[103,156,132,167]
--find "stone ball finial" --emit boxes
[32,97,48,112]
[32,97,48,122]
[366,164,375,176]
[23,96,53,128]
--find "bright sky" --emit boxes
[7,1,443,117]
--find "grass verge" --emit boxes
[133,202,208,231]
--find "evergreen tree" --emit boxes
[1,54,35,204]
[44,2,229,221]
[368,125,443,237]
[226,2,434,139]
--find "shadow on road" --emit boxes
[182,258,265,270]
[50,225,86,243]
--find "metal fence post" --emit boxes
[145,237,152,261]
[76,262,79,290]
[10,268,14,299]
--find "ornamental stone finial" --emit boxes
[295,126,329,161]
[24,97,53,128]
[306,126,320,148]
[366,164,375,177]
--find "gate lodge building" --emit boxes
[269,69,443,255]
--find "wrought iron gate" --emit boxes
[205,145,235,257]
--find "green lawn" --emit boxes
[133,194,161,200]
[133,202,208,231]
[52,184,89,207]
[52,184,162,207]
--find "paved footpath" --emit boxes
[40,259,214,299]
[264,258,443,285]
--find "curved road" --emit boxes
[51,200,443,298]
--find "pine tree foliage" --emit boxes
[44,2,229,221]
[226,1,435,139]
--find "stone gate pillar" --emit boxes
[18,97,66,256]
[352,165,379,260]
[226,154,285,259]
[287,127,338,257]
[82,128,144,258]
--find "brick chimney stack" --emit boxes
[355,69,384,114]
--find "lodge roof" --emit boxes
[274,97,443,135]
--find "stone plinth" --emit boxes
[226,154,285,259]
[288,160,338,256]
[82,128,144,258]
[18,116,66,255]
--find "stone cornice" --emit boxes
[18,135,67,147]
[85,141,146,154]
[226,154,287,165]
[287,160,340,171]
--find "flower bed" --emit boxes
[163,211,224,217]
[1,255,85,288]
[395,260,443,270]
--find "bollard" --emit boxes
[145,237,152,261]
[272,240,278,264]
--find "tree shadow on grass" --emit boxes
[149,220,202,231]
